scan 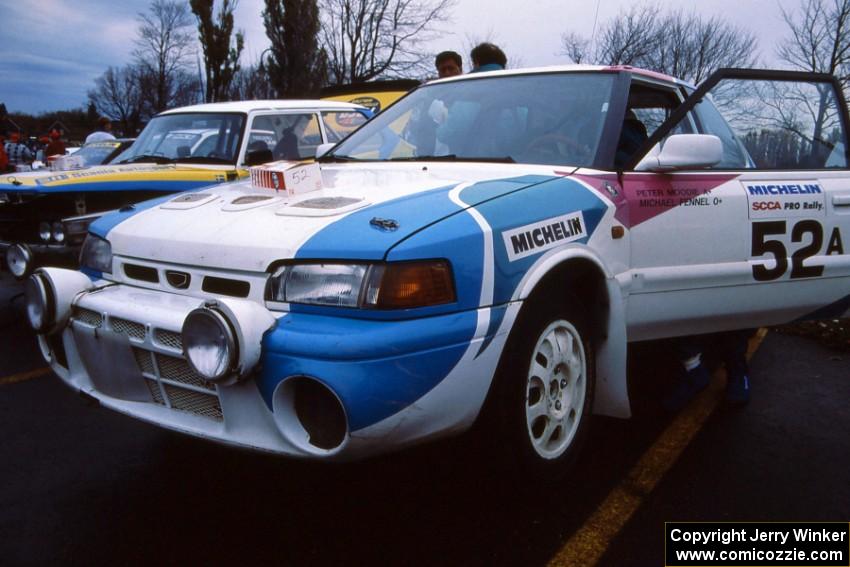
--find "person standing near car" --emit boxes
[44,129,66,157]
[86,116,116,143]
[435,51,463,78]
[663,330,755,412]
[470,42,507,72]
[4,131,34,168]
[0,129,9,172]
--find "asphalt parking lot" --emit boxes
[1,270,848,566]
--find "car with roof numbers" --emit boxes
[1,100,370,278]
[24,65,850,476]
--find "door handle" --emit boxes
[833,195,850,206]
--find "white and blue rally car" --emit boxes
[25,66,850,474]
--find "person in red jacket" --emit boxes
[0,130,9,172]
[44,129,66,158]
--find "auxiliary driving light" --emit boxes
[51,222,66,243]
[38,222,51,242]
[6,243,33,278]
[24,272,55,333]
[182,308,238,382]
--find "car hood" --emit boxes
[99,162,575,272]
[0,163,243,195]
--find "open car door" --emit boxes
[618,68,850,340]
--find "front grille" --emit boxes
[74,307,103,328]
[111,317,145,340]
[163,384,223,421]
[155,353,214,391]
[133,347,155,374]
[132,346,222,422]
[145,379,165,405]
[154,329,183,351]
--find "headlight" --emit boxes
[182,308,238,382]
[269,263,369,307]
[266,260,455,309]
[79,234,112,274]
[6,243,33,278]
[24,273,55,333]
[51,221,65,243]
[38,222,51,242]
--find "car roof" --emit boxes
[427,64,691,88]
[158,100,369,115]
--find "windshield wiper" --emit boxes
[119,154,173,164]
[387,155,516,163]
[174,156,232,164]
[317,154,362,163]
[387,154,457,162]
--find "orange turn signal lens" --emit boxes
[365,260,455,309]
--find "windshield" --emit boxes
[73,140,125,167]
[328,73,616,166]
[116,112,245,164]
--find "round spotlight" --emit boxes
[6,243,33,279]
[182,308,237,382]
[38,222,51,242]
[51,222,66,244]
[24,273,55,333]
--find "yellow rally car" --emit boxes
[1,100,370,277]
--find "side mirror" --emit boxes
[636,134,722,172]
[315,143,335,158]
[245,148,273,166]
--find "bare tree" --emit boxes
[320,0,454,85]
[87,65,145,135]
[134,0,198,112]
[230,62,275,100]
[191,0,244,102]
[561,5,757,84]
[778,0,850,90]
[263,0,327,97]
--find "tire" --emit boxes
[494,297,595,478]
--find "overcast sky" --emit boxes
[0,0,795,115]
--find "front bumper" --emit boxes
[39,273,504,460]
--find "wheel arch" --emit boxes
[513,246,630,418]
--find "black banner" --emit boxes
[665,522,849,566]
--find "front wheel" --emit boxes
[494,302,595,477]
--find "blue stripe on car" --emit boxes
[88,194,176,238]
[0,179,213,194]
[257,309,479,432]
[462,176,607,305]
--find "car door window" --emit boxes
[248,113,321,161]
[615,82,692,168]
[322,111,369,143]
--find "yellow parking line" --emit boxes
[0,366,52,386]
[547,328,768,567]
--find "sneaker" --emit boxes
[726,374,750,405]
[663,363,711,412]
